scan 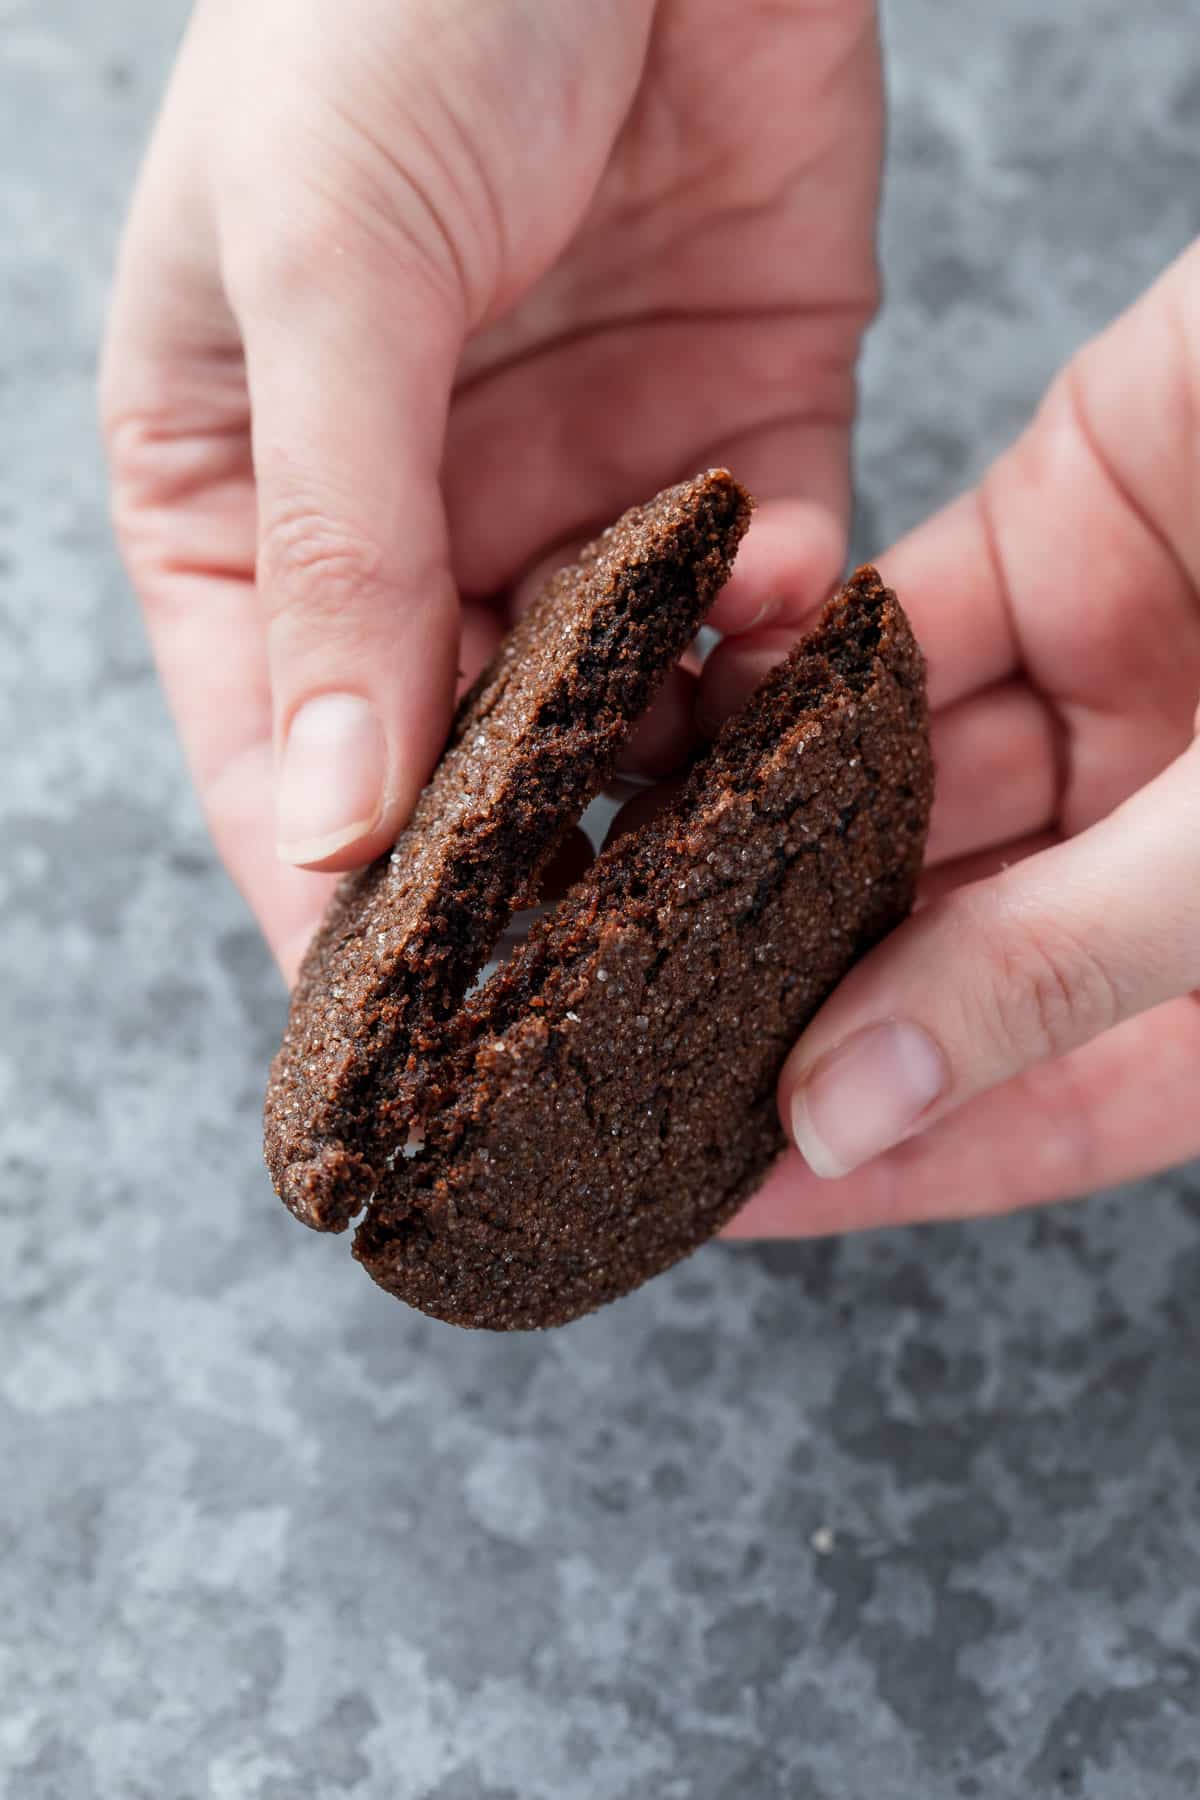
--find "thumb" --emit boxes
[227,212,463,870]
[781,734,1200,1178]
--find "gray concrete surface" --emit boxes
[3,1,1200,1794]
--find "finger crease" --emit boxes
[1062,360,1197,623]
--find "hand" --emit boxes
[100,0,882,982]
[713,242,1200,1236]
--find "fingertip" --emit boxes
[508,535,591,622]
[274,691,388,869]
[718,1150,821,1239]
[534,825,594,903]
[616,664,701,778]
[694,628,799,738]
[274,684,453,874]
[457,600,505,701]
[706,497,844,636]
[277,822,388,874]
[274,922,318,991]
[601,777,686,850]
[275,768,430,873]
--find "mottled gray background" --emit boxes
[3,1,1200,1795]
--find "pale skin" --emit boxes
[102,0,1200,1240]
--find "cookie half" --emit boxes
[354,566,932,1328]
[265,471,753,1231]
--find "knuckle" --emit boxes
[973,900,1121,1064]
[100,402,159,489]
[258,503,386,627]
[99,400,246,607]
[1011,932,1083,1061]
[99,410,171,583]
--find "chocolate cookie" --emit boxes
[354,566,932,1328]
[265,471,753,1232]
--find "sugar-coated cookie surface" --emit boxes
[264,471,753,1233]
[356,568,932,1329]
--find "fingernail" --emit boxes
[276,693,386,865]
[790,1021,946,1177]
[745,593,781,630]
